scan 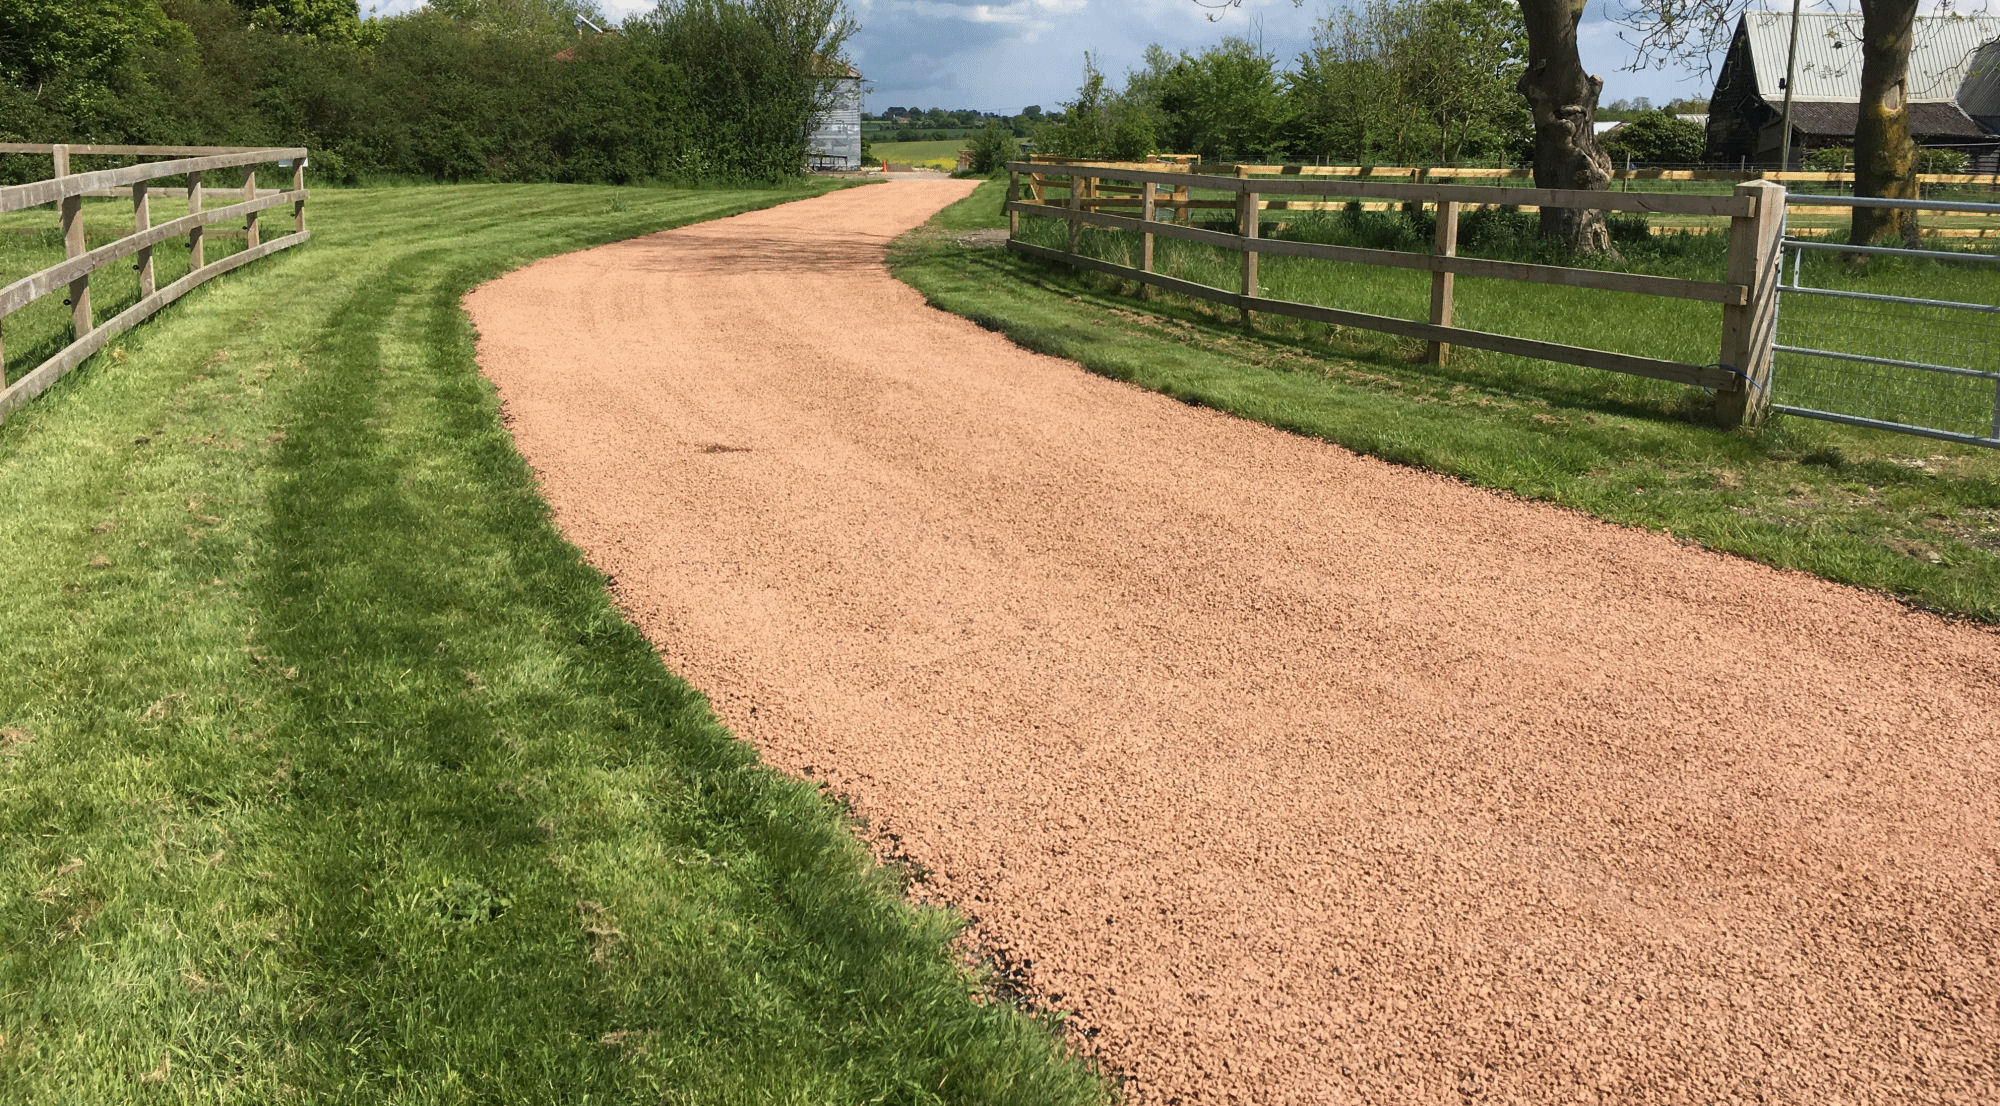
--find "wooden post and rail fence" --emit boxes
[0,144,310,426]
[1005,159,1785,428]
[1016,156,2000,238]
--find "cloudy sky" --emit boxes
[833,0,1716,112]
[363,0,1904,115]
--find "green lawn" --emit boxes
[893,178,2000,622]
[0,182,1109,1105]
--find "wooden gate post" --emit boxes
[51,144,69,180]
[242,169,260,249]
[1716,180,1785,428]
[188,171,205,270]
[292,158,307,233]
[1007,169,1020,238]
[60,193,92,341]
[133,181,155,299]
[1067,172,1082,258]
[1140,180,1157,300]
[1238,182,1259,325]
[1426,200,1460,365]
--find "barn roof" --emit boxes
[1740,10,2000,104]
[1783,100,1987,138]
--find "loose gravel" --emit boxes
[467,182,2000,1105]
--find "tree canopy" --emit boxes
[1033,0,1532,168]
[0,0,857,184]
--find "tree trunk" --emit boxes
[1517,0,1612,252]
[1850,0,1921,247]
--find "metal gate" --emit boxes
[1769,194,2000,449]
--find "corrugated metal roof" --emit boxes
[1742,10,2000,103]
[1961,39,2000,116]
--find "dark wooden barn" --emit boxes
[1705,11,2000,172]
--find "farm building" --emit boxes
[1704,11,2000,170]
[808,65,864,170]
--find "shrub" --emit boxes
[6,0,856,184]
[1916,147,1970,175]
[967,120,1017,174]
[1600,110,1705,167]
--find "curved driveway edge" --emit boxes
[467,181,2000,1105]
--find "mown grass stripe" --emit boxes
[0,183,1110,1105]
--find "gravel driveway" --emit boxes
[467,181,2000,1105]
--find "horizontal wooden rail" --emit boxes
[1006,163,1786,425]
[80,187,290,200]
[1120,161,1999,188]
[1008,200,1749,305]
[0,143,283,156]
[0,148,305,213]
[0,190,301,319]
[0,145,310,429]
[0,232,307,423]
[1005,238,1735,390]
[1006,162,1757,218]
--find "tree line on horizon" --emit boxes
[1020,0,1706,173]
[0,0,857,183]
[1188,0,1946,249]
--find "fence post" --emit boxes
[1140,180,1156,299]
[133,181,155,299]
[60,193,92,342]
[52,144,69,179]
[243,168,259,249]
[1426,200,1460,366]
[188,171,205,270]
[1067,172,1082,258]
[292,158,307,233]
[1007,168,1020,238]
[1716,180,1785,428]
[1238,176,1259,325]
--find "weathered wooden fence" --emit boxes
[1021,155,2000,238]
[1005,160,1786,427]
[0,143,309,425]
[1030,155,2000,191]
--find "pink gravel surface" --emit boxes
[466,181,2000,1105]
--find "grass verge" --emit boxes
[891,179,2000,623]
[0,181,1110,1105]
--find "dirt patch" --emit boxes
[467,182,2000,1105]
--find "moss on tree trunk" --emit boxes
[1851,0,1921,247]
[1518,0,1612,252]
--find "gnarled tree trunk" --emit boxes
[1851,0,1921,247]
[1517,0,1612,252]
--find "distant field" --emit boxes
[870,139,966,169]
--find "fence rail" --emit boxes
[0,143,309,426]
[1006,160,1782,424]
[1025,156,2000,190]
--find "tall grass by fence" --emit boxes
[0,144,309,426]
